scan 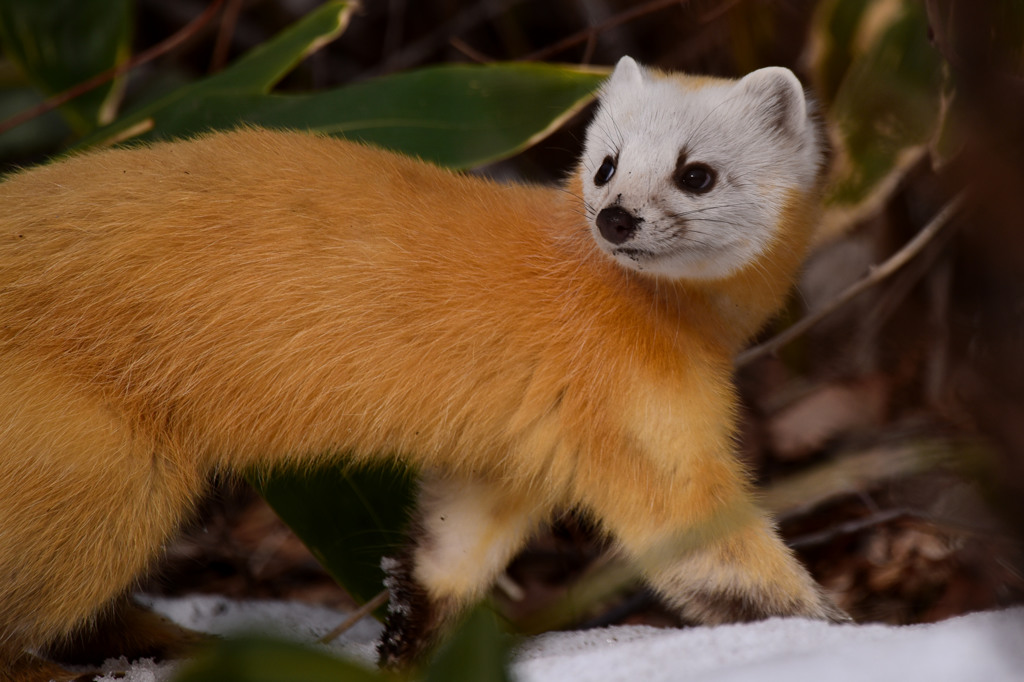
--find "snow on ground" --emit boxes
[88,595,1024,682]
[515,608,1024,682]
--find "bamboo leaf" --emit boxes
[812,0,945,235]
[173,635,384,682]
[248,466,416,610]
[807,0,872,107]
[423,606,511,682]
[79,1,355,149]
[103,62,605,169]
[0,87,71,159]
[0,0,132,134]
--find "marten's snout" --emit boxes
[596,206,638,245]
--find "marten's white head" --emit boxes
[581,56,826,280]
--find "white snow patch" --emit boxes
[142,593,382,660]
[515,609,1024,682]
[82,596,1023,682]
[89,595,381,682]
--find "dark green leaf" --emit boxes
[823,0,944,210]
[0,87,71,161]
[249,466,416,609]
[197,3,351,93]
[423,606,511,682]
[809,0,872,106]
[0,0,132,134]
[173,634,384,682]
[102,62,605,169]
[930,70,963,168]
[78,1,355,149]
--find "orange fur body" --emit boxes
[0,123,841,679]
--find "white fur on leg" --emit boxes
[411,473,545,602]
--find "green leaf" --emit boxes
[0,87,71,161]
[173,634,385,682]
[99,62,606,169]
[423,606,511,682]
[248,466,416,609]
[808,0,872,106]
[0,0,132,134]
[196,2,352,94]
[79,0,355,149]
[814,0,944,232]
[929,66,963,168]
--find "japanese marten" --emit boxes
[0,56,846,681]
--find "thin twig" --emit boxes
[580,32,598,66]
[786,508,910,549]
[695,0,744,24]
[449,36,493,64]
[786,503,1008,550]
[761,440,959,521]
[361,0,528,78]
[318,589,389,644]
[210,0,245,73]
[495,571,526,601]
[383,0,407,57]
[735,193,968,368]
[521,0,689,62]
[0,0,225,138]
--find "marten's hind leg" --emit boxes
[0,651,83,682]
[0,364,203,681]
[2,605,211,682]
[378,472,548,667]
[42,598,213,666]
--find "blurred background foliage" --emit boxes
[2,0,1023,679]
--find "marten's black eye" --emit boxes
[674,163,716,194]
[594,156,616,186]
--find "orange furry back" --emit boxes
[4,131,605,474]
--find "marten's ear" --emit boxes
[604,56,644,95]
[738,67,807,139]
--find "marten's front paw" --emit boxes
[678,581,850,626]
[802,587,853,624]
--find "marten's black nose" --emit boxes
[596,206,638,245]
